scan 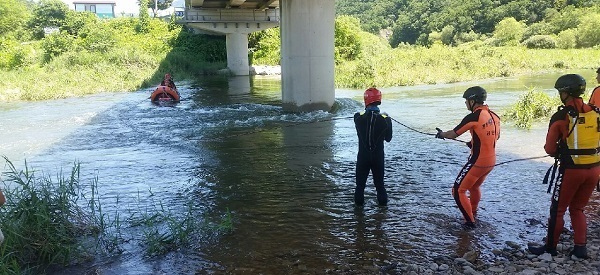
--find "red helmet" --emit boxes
[364,87,382,106]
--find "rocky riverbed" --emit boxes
[395,219,600,275]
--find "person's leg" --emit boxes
[372,153,387,206]
[452,163,478,225]
[568,167,600,247]
[355,156,370,206]
[468,168,493,216]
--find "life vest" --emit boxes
[563,106,600,166]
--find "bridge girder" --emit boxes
[187,0,279,10]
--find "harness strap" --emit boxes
[566,148,600,155]
[543,159,559,194]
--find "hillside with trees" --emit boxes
[335,0,600,48]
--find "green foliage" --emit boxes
[0,39,37,69]
[62,10,99,37]
[522,35,557,49]
[137,0,150,33]
[41,32,75,62]
[334,16,362,63]
[493,17,526,45]
[0,158,118,273]
[557,28,577,49]
[141,0,174,17]
[0,0,30,37]
[28,0,69,39]
[504,89,561,128]
[575,13,600,47]
[249,27,280,65]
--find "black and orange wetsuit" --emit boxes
[354,107,392,206]
[451,105,500,224]
[543,98,600,250]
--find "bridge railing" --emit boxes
[183,8,280,22]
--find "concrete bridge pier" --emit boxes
[226,33,250,76]
[280,0,335,112]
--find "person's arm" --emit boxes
[545,111,567,157]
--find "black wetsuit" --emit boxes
[354,107,392,206]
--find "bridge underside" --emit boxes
[186,0,279,10]
[181,0,335,112]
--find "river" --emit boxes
[1,71,598,274]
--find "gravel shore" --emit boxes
[397,219,600,275]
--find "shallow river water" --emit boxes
[1,71,599,274]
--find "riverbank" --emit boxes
[407,218,600,275]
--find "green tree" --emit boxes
[137,0,150,33]
[139,0,174,17]
[0,0,30,37]
[493,17,526,45]
[28,0,69,39]
[334,16,362,63]
[62,10,99,37]
[575,13,600,47]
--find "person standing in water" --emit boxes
[435,86,501,229]
[354,87,393,206]
[528,74,600,258]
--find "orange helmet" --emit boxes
[364,87,382,106]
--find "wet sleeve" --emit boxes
[590,87,600,106]
[453,113,478,136]
[544,111,567,156]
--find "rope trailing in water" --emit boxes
[389,117,467,144]
[387,116,551,166]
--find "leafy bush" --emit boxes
[334,16,363,63]
[504,89,561,128]
[493,17,525,46]
[575,13,600,48]
[522,35,557,49]
[556,28,577,49]
[249,27,280,65]
[41,32,75,61]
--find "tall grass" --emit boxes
[335,43,600,88]
[0,157,119,274]
[0,157,235,272]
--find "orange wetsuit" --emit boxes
[451,105,500,224]
[589,86,600,107]
[544,98,600,249]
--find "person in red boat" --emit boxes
[161,73,178,92]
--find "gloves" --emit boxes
[381,112,389,117]
[435,127,445,140]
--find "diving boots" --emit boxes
[527,243,557,256]
[569,245,589,259]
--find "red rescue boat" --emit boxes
[150,85,180,103]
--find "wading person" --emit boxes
[588,68,600,107]
[354,87,392,206]
[528,74,600,258]
[435,86,500,229]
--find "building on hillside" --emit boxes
[73,0,116,18]
[61,0,139,18]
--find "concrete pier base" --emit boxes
[280,0,335,112]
